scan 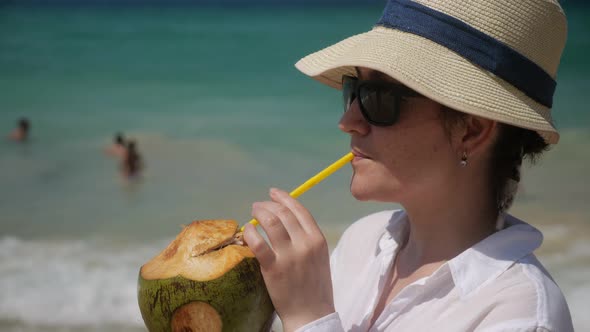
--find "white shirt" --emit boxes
[298,210,573,332]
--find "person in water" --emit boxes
[243,0,573,331]
[9,118,30,142]
[105,132,127,158]
[121,139,144,179]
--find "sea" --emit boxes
[0,4,589,331]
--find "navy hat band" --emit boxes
[376,0,556,108]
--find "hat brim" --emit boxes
[295,26,559,144]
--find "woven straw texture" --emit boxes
[295,0,567,144]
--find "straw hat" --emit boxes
[295,0,567,144]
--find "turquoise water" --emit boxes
[0,5,589,331]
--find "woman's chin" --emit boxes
[350,176,400,202]
[349,182,378,201]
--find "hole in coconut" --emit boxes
[190,231,245,257]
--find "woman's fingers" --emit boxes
[269,188,322,235]
[246,187,324,266]
[253,200,306,240]
[243,223,275,267]
[251,202,292,250]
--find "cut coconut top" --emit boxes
[140,220,255,281]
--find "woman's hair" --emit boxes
[440,107,549,217]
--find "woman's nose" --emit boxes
[338,98,370,135]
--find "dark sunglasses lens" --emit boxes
[342,77,356,113]
[359,85,399,125]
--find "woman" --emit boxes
[244,0,573,331]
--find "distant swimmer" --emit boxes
[121,139,144,179]
[9,118,30,142]
[105,132,126,158]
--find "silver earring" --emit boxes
[460,151,468,167]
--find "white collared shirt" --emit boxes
[298,210,573,332]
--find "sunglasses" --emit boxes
[342,75,423,126]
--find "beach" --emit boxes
[1,5,589,331]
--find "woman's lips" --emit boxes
[351,149,369,161]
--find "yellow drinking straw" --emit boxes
[240,152,354,232]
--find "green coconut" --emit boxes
[138,219,274,332]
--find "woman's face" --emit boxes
[339,68,459,204]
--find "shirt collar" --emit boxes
[378,211,543,297]
[448,214,543,297]
[377,210,410,254]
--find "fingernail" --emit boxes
[269,188,277,196]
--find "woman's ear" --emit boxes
[459,115,498,157]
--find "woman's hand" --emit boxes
[243,188,335,332]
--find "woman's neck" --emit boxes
[400,176,497,268]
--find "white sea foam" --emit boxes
[0,236,169,328]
